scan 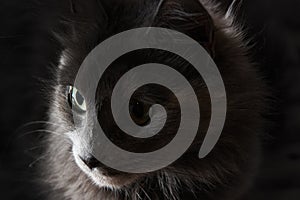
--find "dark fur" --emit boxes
[40,0,268,199]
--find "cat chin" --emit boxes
[73,153,140,190]
[89,171,139,190]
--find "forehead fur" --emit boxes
[55,0,217,86]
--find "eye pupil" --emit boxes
[129,100,150,126]
[132,101,145,118]
[76,91,84,105]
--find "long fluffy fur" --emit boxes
[39,0,268,199]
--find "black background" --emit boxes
[0,0,300,199]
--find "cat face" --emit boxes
[45,0,266,199]
[55,49,211,189]
[50,0,215,190]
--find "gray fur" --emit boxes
[39,0,268,199]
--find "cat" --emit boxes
[40,0,268,199]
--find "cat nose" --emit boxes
[79,153,122,176]
[79,154,101,170]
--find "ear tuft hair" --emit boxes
[153,0,216,57]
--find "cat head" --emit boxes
[46,0,265,198]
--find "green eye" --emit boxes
[66,86,87,113]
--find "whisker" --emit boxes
[137,183,152,200]
[28,154,48,168]
[25,144,46,152]
[16,120,66,131]
[17,129,64,139]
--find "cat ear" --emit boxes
[55,0,108,46]
[63,0,108,26]
[153,0,215,57]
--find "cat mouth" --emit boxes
[88,169,139,189]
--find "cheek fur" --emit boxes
[41,0,268,199]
